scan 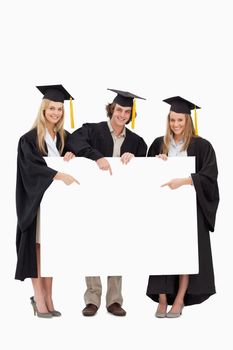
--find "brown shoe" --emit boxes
[107,303,126,316]
[82,304,98,316]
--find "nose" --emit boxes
[122,110,129,119]
[53,109,60,116]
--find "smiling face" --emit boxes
[169,111,186,139]
[44,100,64,127]
[110,103,132,129]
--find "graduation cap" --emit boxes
[108,88,146,129]
[163,96,201,135]
[36,84,75,128]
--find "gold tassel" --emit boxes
[70,97,75,129]
[194,105,198,135]
[131,99,136,129]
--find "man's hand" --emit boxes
[121,152,134,164]
[96,157,112,175]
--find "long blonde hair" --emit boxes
[162,112,196,155]
[32,99,66,154]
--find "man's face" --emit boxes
[111,104,132,127]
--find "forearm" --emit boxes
[53,172,62,180]
[184,177,193,185]
[77,147,104,161]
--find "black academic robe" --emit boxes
[146,136,219,305]
[67,121,147,159]
[15,128,70,281]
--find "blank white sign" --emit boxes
[41,157,198,276]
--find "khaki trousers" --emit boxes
[84,276,123,308]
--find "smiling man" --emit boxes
[66,88,147,316]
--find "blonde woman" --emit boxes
[15,85,79,318]
[146,96,219,318]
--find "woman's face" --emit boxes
[44,101,63,126]
[169,111,186,137]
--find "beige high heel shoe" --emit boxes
[30,297,53,318]
[155,304,167,318]
[48,309,62,317]
[166,304,184,318]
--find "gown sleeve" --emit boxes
[147,137,164,157]
[62,130,70,154]
[191,139,219,232]
[135,137,147,156]
[67,124,104,161]
[16,135,57,232]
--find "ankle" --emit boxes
[159,297,167,306]
[173,299,184,307]
[44,296,54,310]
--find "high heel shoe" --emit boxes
[30,297,53,318]
[48,309,62,317]
[155,304,167,318]
[166,304,184,318]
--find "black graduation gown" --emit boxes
[66,121,147,159]
[15,128,70,281]
[146,136,219,305]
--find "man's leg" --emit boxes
[106,276,126,316]
[82,276,102,316]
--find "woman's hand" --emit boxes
[156,154,168,161]
[54,172,80,185]
[121,152,135,164]
[161,177,192,190]
[63,152,75,161]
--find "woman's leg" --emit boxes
[156,293,167,314]
[42,277,55,312]
[31,244,49,313]
[168,274,189,313]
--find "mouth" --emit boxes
[117,117,126,123]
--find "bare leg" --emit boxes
[42,277,55,311]
[168,275,189,313]
[31,244,49,313]
[156,293,167,314]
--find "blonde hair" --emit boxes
[32,99,66,154]
[162,112,196,155]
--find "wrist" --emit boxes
[187,176,193,185]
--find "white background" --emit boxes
[0,0,231,349]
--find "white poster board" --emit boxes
[41,157,198,276]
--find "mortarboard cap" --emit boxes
[108,88,146,107]
[163,96,200,114]
[36,84,74,102]
[163,96,201,135]
[36,84,75,128]
[108,88,146,128]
